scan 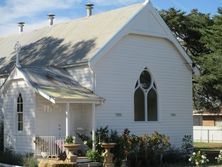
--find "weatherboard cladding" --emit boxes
[0,3,143,75]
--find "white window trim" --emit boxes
[134,68,158,122]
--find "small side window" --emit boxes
[17,93,23,131]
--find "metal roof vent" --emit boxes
[85,3,94,17]
[48,14,55,26]
[18,22,25,33]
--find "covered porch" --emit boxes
[19,67,103,156]
[34,95,100,156]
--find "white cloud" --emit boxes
[0,0,81,23]
[0,0,81,36]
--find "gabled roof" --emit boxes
[1,66,103,103]
[0,3,144,75]
[0,1,196,76]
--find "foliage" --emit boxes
[215,150,222,164]
[76,132,92,149]
[148,131,171,155]
[130,132,171,166]
[95,126,109,154]
[95,126,124,166]
[162,148,186,164]
[189,151,209,166]
[65,136,75,144]
[181,135,193,154]
[96,127,170,167]
[160,8,222,111]
[0,148,23,165]
[86,149,103,162]
[23,154,38,167]
[82,127,172,167]
[0,149,38,166]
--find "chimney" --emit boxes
[48,14,55,26]
[85,3,94,17]
[18,22,25,33]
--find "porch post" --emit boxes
[92,103,96,151]
[65,103,70,137]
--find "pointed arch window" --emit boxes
[17,93,23,131]
[134,68,158,121]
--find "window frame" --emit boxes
[134,68,158,122]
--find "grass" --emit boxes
[194,142,222,151]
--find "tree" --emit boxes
[160,8,222,111]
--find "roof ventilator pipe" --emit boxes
[48,14,55,26]
[85,3,94,17]
[18,22,25,33]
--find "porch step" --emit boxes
[77,157,91,163]
[77,162,102,167]
[77,157,102,167]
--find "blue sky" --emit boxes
[0,0,221,36]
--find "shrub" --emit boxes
[189,151,209,166]
[163,148,186,164]
[86,149,103,162]
[95,126,109,154]
[77,132,92,149]
[82,127,172,167]
[23,154,38,167]
[149,131,171,156]
[215,150,222,164]
[181,135,193,154]
[65,136,75,144]
[95,127,131,167]
[0,148,23,165]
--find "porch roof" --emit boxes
[20,66,103,103]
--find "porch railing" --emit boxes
[34,136,65,156]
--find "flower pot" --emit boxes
[101,143,116,167]
[63,143,80,162]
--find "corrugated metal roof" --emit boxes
[20,66,103,101]
[0,3,143,75]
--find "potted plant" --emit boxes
[63,136,80,162]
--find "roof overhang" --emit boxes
[35,88,104,104]
[54,97,104,104]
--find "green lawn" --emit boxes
[194,142,222,151]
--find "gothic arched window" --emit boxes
[134,69,158,121]
[17,93,23,131]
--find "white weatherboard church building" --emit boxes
[0,1,195,154]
